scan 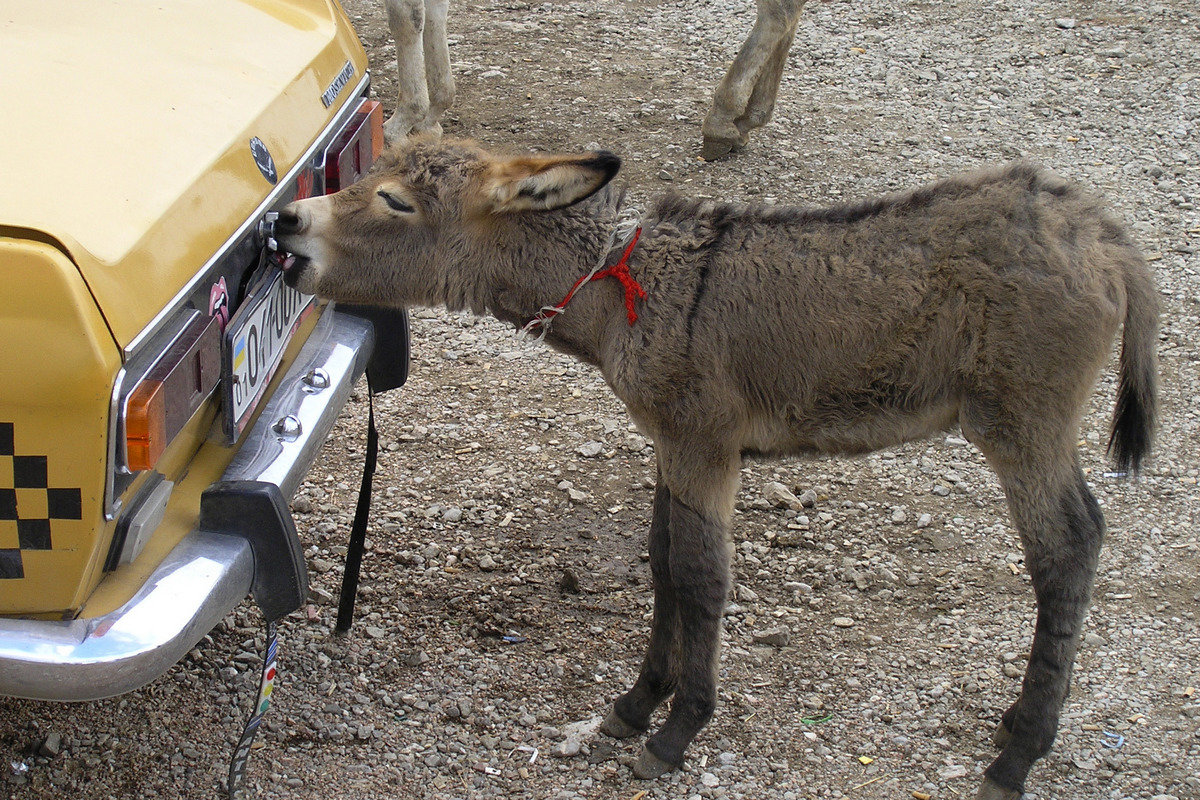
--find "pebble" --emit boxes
[752,627,792,647]
[763,481,803,510]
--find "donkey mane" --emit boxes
[651,161,1075,232]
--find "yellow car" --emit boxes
[0,0,406,700]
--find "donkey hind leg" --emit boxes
[977,456,1105,800]
[635,495,733,779]
[732,22,798,143]
[601,480,679,739]
[701,0,807,160]
[383,0,432,142]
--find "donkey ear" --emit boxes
[483,151,621,213]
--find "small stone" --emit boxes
[763,481,803,510]
[701,772,720,787]
[577,441,604,458]
[1083,632,1107,647]
[403,650,429,666]
[1054,17,1077,29]
[38,732,62,758]
[559,568,582,594]
[587,740,617,764]
[917,513,933,528]
[938,764,968,780]
[478,554,498,571]
[832,617,855,628]
[797,489,818,508]
[365,626,387,639]
[553,738,582,758]
[752,627,791,647]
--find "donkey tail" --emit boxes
[1106,253,1159,475]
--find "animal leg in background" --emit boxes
[383,0,455,142]
[702,0,808,160]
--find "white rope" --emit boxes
[518,205,643,345]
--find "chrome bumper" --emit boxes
[0,309,373,701]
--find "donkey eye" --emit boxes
[377,190,415,214]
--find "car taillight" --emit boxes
[124,312,222,471]
[322,100,383,193]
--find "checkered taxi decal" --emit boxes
[1,422,83,579]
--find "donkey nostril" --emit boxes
[275,207,304,236]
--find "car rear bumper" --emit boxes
[0,308,373,701]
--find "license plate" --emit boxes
[221,267,315,440]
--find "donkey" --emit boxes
[274,137,1158,799]
[381,0,808,159]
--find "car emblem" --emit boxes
[250,137,277,185]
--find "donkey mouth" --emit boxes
[277,251,311,288]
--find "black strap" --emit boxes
[336,385,378,633]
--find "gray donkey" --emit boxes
[274,137,1158,800]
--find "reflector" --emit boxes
[323,100,383,194]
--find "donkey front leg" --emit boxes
[634,494,733,778]
[601,479,679,739]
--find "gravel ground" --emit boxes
[3,0,1198,798]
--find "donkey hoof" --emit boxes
[700,136,736,162]
[632,744,677,780]
[991,719,1013,748]
[599,709,644,739]
[976,777,1022,800]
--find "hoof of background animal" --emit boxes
[991,719,1013,748]
[632,744,677,780]
[413,121,444,139]
[700,129,751,161]
[383,115,412,145]
[700,135,737,162]
[598,709,644,739]
[976,777,1023,800]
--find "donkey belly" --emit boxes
[743,394,962,459]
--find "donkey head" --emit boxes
[274,137,621,308]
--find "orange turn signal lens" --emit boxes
[124,380,167,472]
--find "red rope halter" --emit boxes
[525,227,646,333]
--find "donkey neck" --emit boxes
[481,196,635,366]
